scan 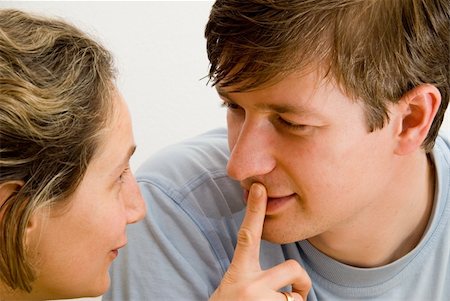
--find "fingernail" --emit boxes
[251,183,263,198]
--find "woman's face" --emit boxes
[23,91,146,299]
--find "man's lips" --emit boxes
[243,188,296,215]
[243,188,296,203]
[267,193,296,202]
[265,193,297,215]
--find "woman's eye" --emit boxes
[118,168,130,183]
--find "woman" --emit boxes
[0,8,308,301]
[0,9,146,300]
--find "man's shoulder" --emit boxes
[437,130,450,150]
[434,130,450,164]
[135,128,245,259]
[135,128,242,211]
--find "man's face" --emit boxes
[218,71,403,244]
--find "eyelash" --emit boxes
[221,101,241,110]
[276,116,307,130]
[222,101,307,131]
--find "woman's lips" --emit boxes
[110,249,119,259]
[110,242,127,260]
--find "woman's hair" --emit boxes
[205,0,450,151]
[0,9,116,292]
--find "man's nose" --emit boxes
[227,122,276,181]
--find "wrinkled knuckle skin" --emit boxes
[237,227,254,247]
[247,201,260,213]
[222,268,240,285]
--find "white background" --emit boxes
[1,1,449,172]
[0,1,218,300]
[0,1,223,172]
[1,2,449,301]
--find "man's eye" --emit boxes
[277,116,308,130]
[221,101,242,110]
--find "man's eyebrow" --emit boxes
[255,103,309,114]
[216,88,316,116]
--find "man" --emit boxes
[105,1,450,300]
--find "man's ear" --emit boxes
[394,84,441,155]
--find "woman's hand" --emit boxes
[209,183,311,301]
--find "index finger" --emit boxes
[231,182,267,271]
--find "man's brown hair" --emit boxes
[205,0,450,151]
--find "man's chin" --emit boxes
[261,230,301,245]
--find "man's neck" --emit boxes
[307,152,435,268]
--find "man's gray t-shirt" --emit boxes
[105,128,450,300]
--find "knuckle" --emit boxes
[247,201,260,213]
[284,259,301,272]
[237,227,254,247]
[303,274,312,288]
[286,260,312,288]
[284,260,312,286]
[222,268,239,285]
